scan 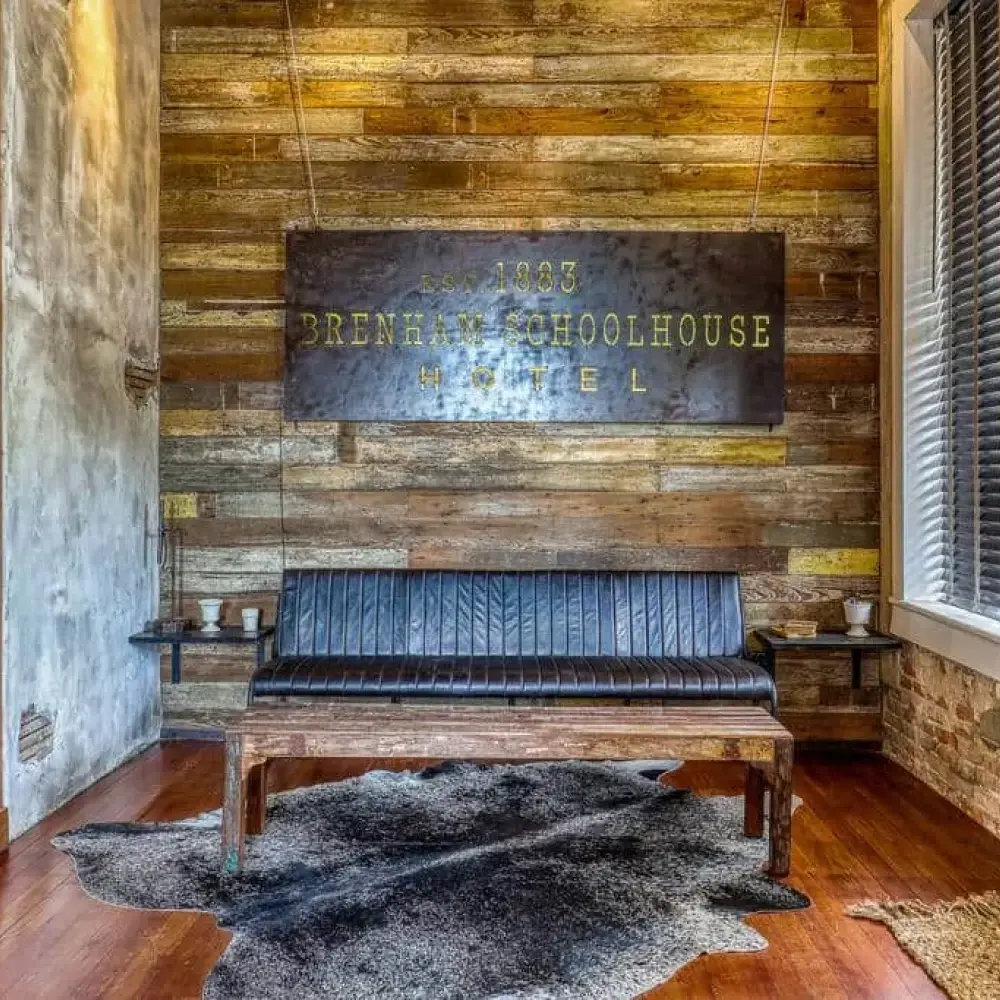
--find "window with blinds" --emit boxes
[931,0,1000,620]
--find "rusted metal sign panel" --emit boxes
[284,230,785,423]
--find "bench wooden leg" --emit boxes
[744,764,765,838]
[768,740,793,877]
[246,760,269,836]
[222,736,262,874]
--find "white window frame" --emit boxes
[888,0,1000,680]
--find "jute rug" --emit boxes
[849,892,1000,1000]
[54,760,809,1000]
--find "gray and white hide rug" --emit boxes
[53,760,809,1000]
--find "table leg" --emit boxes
[851,649,863,689]
[768,739,793,877]
[744,764,765,838]
[762,647,776,678]
[246,760,269,836]
[222,736,256,873]
[171,642,182,685]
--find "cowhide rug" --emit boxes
[53,760,808,999]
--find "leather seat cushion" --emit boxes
[251,654,776,701]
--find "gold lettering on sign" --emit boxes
[376,313,395,345]
[679,314,696,347]
[551,313,572,347]
[300,312,320,347]
[526,313,546,347]
[419,365,441,390]
[730,314,746,348]
[457,312,484,345]
[529,366,548,391]
[325,312,344,346]
[603,313,620,346]
[704,314,721,347]
[422,272,478,293]
[537,261,554,293]
[430,314,451,346]
[627,314,643,347]
[753,315,771,348]
[471,366,496,392]
[631,367,647,393]
[302,308,766,354]
[505,311,521,347]
[403,312,424,346]
[351,312,369,345]
[580,367,598,392]
[651,313,671,347]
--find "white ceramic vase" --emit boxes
[843,598,873,638]
[198,598,223,633]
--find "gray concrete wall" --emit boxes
[2,0,160,837]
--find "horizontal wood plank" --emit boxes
[233,704,789,764]
[163,26,854,57]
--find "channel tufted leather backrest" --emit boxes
[275,570,745,660]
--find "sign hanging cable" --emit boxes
[284,0,320,229]
[281,0,308,587]
[750,0,789,230]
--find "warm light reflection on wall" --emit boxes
[69,0,121,177]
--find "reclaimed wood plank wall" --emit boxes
[159,0,880,738]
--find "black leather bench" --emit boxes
[250,569,777,712]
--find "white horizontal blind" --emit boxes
[933,0,1000,620]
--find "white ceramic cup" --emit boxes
[241,607,261,634]
[198,598,223,633]
[843,598,873,638]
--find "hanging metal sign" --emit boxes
[284,230,785,423]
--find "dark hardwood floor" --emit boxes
[1,744,997,999]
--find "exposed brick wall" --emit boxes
[883,643,1000,838]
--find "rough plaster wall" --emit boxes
[2,0,160,837]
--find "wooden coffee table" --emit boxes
[221,704,794,877]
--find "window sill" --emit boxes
[890,599,1000,682]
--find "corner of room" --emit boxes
[0,0,998,997]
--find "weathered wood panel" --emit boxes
[160,0,880,735]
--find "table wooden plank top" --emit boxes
[228,706,791,764]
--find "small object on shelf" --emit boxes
[843,598,874,638]
[772,620,818,639]
[157,505,186,626]
[143,618,190,636]
[157,617,190,636]
[242,607,261,635]
[198,598,224,634]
